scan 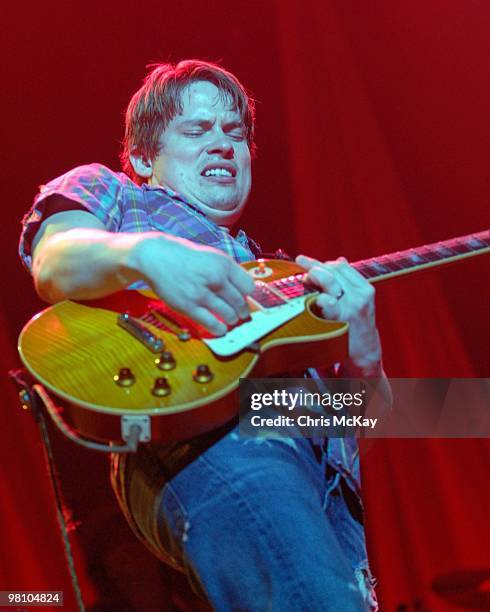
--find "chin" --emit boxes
[205,205,243,227]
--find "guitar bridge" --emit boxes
[117,313,164,353]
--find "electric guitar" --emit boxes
[18,230,489,445]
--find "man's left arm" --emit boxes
[296,254,392,405]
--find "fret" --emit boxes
[271,275,317,300]
[446,240,472,254]
[391,256,419,270]
[281,288,309,298]
[356,264,380,279]
[406,249,428,264]
[432,243,457,257]
[415,248,440,262]
[467,235,487,249]
[353,259,391,277]
[251,283,287,308]
[377,257,402,271]
[369,260,392,274]
[251,272,323,308]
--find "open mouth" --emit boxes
[201,164,237,178]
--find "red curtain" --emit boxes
[1,1,488,610]
[276,1,489,609]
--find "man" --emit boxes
[20,60,383,610]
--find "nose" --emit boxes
[206,134,235,159]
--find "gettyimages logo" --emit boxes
[239,378,490,439]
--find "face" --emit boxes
[138,81,252,227]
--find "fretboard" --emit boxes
[249,230,489,309]
[353,230,489,283]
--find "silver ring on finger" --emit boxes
[336,288,345,301]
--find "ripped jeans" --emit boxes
[111,424,378,611]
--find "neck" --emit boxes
[351,230,489,283]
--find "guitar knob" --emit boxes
[114,367,136,387]
[178,328,191,341]
[152,377,171,397]
[155,351,176,370]
[193,364,213,384]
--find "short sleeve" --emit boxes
[19,163,127,272]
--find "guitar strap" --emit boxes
[9,369,86,612]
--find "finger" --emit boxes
[295,254,322,270]
[216,283,251,320]
[308,266,344,300]
[298,254,349,269]
[297,254,345,287]
[315,293,341,320]
[229,263,255,295]
[335,259,373,289]
[201,293,240,327]
[189,305,228,337]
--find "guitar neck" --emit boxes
[352,230,490,283]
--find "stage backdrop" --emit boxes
[2,1,489,610]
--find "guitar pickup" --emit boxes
[117,313,164,353]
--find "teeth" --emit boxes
[204,168,233,177]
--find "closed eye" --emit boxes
[224,124,246,139]
[228,130,246,141]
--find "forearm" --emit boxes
[32,228,152,302]
[339,328,393,408]
[341,326,382,376]
[340,354,393,416]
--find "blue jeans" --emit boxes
[111,425,377,611]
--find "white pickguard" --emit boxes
[203,299,306,356]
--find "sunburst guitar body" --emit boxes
[18,260,348,444]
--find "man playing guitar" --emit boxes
[20,60,384,610]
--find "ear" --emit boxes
[129,152,153,179]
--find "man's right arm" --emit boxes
[32,210,254,336]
